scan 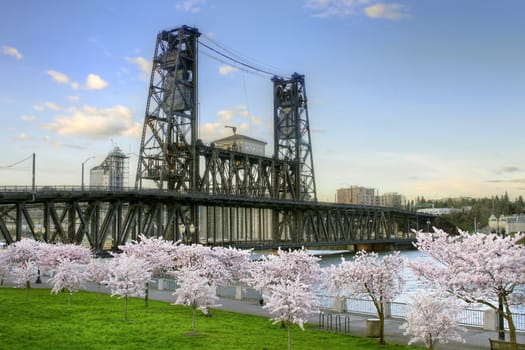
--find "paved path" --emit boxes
[7,279,525,349]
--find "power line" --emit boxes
[0,154,34,169]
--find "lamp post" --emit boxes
[189,224,196,243]
[179,223,186,243]
[81,156,95,191]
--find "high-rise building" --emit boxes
[336,186,377,206]
[377,192,406,208]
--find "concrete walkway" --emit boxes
[7,279,525,349]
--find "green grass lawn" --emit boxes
[0,288,422,350]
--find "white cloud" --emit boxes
[2,45,23,60]
[20,115,36,121]
[200,105,268,142]
[45,70,70,84]
[33,101,61,111]
[84,74,108,90]
[45,69,80,89]
[219,65,239,75]
[176,0,205,13]
[304,0,409,20]
[364,3,408,20]
[41,104,140,139]
[126,56,152,80]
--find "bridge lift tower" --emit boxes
[135,25,317,242]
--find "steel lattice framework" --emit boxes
[136,26,200,192]
[134,25,322,241]
[0,25,438,250]
[272,73,316,202]
[0,188,432,251]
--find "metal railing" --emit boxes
[324,295,525,332]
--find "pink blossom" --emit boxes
[411,229,525,345]
[328,250,405,345]
[172,268,220,334]
[401,289,465,349]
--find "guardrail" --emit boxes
[339,296,523,332]
[150,279,525,332]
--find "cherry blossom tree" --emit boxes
[173,244,228,286]
[328,250,405,345]
[172,268,220,335]
[245,247,322,297]
[103,254,152,321]
[245,248,321,349]
[49,258,87,306]
[38,243,92,274]
[410,229,525,348]
[170,244,250,322]
[262,276,318,350]
[400,289,465,349]
[11,261,38,295]
[210,246,252,285]
[86,259,110,295]
[4,238,44,289]
[119,234,179,306]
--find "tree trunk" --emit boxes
[124,295,128,321]
[428,333,433,350]
[503,295,518,350]
[287,321,292,350]
[372,299,386,345]
[379,312,385,345]
[192,308,196,334]
[144,282,149,307]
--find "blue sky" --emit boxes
[1,0,524,202]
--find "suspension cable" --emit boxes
[198,36,290,79]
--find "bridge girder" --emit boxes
[0,189,435,251]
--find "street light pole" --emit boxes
[32,153,36,201]
[82,156,95,191]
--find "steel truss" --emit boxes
[0,189,434,251]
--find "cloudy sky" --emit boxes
[1,0,524,202]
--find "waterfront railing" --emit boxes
[153,278,525,332]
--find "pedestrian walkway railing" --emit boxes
[326,295,524,332]
[152,277,525,333]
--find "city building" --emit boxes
[212,134,267,157]
[416,207,462,215]
[377,192,406,208]
[90,147,129,190]
[336,187,406,208]
[489,214,525,233]
[336,186,377,206]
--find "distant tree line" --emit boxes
[409,193,525,233]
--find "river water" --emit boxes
[314,249,431,302]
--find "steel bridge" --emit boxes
[0,186,432,251]
[0,25,435,251]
